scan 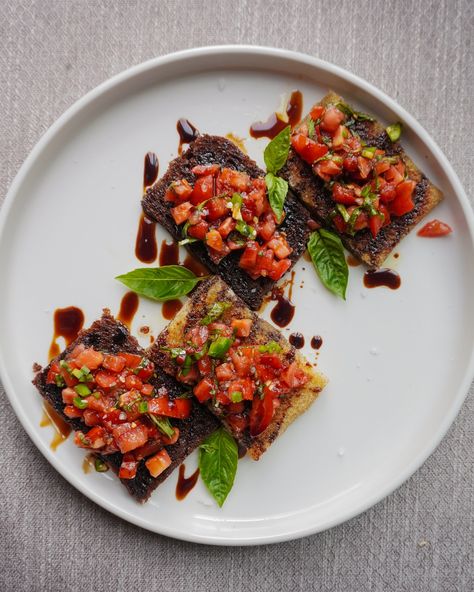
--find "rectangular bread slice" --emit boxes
[280,91,443,267]
[142,134,311,310]
[149,277,327,460]
[33,310,219,502]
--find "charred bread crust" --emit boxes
[280,91,443,267]
[149,277,327,460]
[33,310,218,502]
[142,135,311,310]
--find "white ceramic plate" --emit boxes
[1,46,473,545]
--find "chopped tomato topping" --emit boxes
[389,180,416,216]
[417,219,452,237]
[291,133,328,164]
[190,174,214,205]
[191,164,220,176]
[102,354,126,373]
[74,348,104,370]
[320,107,345,133]
[147,396,192,419]
[194,377,215,403]
[113,422,149,454]
[231,318,253,337]
[145,449,172,478]
[171,201,193,225]
[249,389,274,437]
[119,454,138,479]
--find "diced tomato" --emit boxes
[187,325,209,348]
[197,355,212,375]
[357,156,372,179]
[260,353,283,369]
[119,454,138,479]
[147,396,192,419]
[102,354,126,373]
[217,217,235,238]
[191,164,220,176]
[119,352,142,369]
[230,350,252,377]
[228,378,255,401]
[320,107,345,133]
[379,184,397,203]
[343,155,359,173]
[369,214,384,239]
[254,249,274,274]
[194,377,215,403]
[257,212,277,241]
[190,174,214,205]
[171,201,193,225]
[248,188,266,217]
[267,234,292,259]
[136,359,154,381]
[134,439,163,461]
[83,409,101,426]
[379,203,391,227]
[177,365,199,385]
[46,361,61,384]
[268,258,292,281]
[332,125,347,148]
[249,389,274,437]
[215,391,231,405]
[227,401,245,414]
[124,374,143,390]
[95,370,118,390]
[141,383,154,396]
[85,426,107,449]
[332,215,346,233]
[389,180,416,216]
[206,197,228,221]
[64,405,83,419]
[281,362,309,389]
[218,168,250,192]
[187,220,209,240]
[165,179,193,203]
[309,105,325,120]
[314,159,342,181]
[375,160,391,175]
[227,413,248,432]
[73,348,104,370]
[118,389,141,410]
[384,164,404,185]
[291,133,328,164]
[353,210,369,231]
[332,183,358,206]
[239,241,259,271]
[145,450,172,478]
[86,395,109,413]
[61,387,76,404]
[231,318,253,337]
[205,229,225,252]
[113,422,148,454]
[417,219,453,237]
[161,426,180,446]
[215,363,235,382]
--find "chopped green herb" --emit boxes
[258,341,283,354]
[149,414,175,439]
[307,118,316,139]
[208,336,233,359]
[74,384,91,397]
[231,193,243,220]
[335,101,374,122]
[92,391,101,399]
[138,400,148,413]
[361,147,376,159]
[201,302,232,326]
[94,458,108,472]
[178,237,199,246]
[336,203,350,222]
[235,220,257,239]
[54,374,65,388]
[386,122,402,142]
[73,396,88,410]
[230,391,243,403]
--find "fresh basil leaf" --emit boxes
[265,172,288,223]
[201,302,232,326]
[116,265,206,301]
[335,101,374,122]
[199,428,238,507]
[264,125,291,174]
[307,229,348,300]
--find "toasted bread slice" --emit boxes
[149,277,327,460]
[33,311,219,502]
[280,91,443,267]
[142,134,311,310]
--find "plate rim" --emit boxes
[1,44,473,545]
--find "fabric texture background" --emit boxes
[0,1,472,590]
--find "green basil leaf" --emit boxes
[264,125,291,174]
[116,265,206,301]
[307,229,348,300]
[199,428,238,507]
[201,302,232,326]
[265,172,288,223]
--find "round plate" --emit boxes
[1,46,473,545]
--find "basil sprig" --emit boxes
[307,229,348,300]
[264,126,291,223]
[199,428,238,507]
[116,265,206,301]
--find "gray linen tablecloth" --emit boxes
[0,1,472,590]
